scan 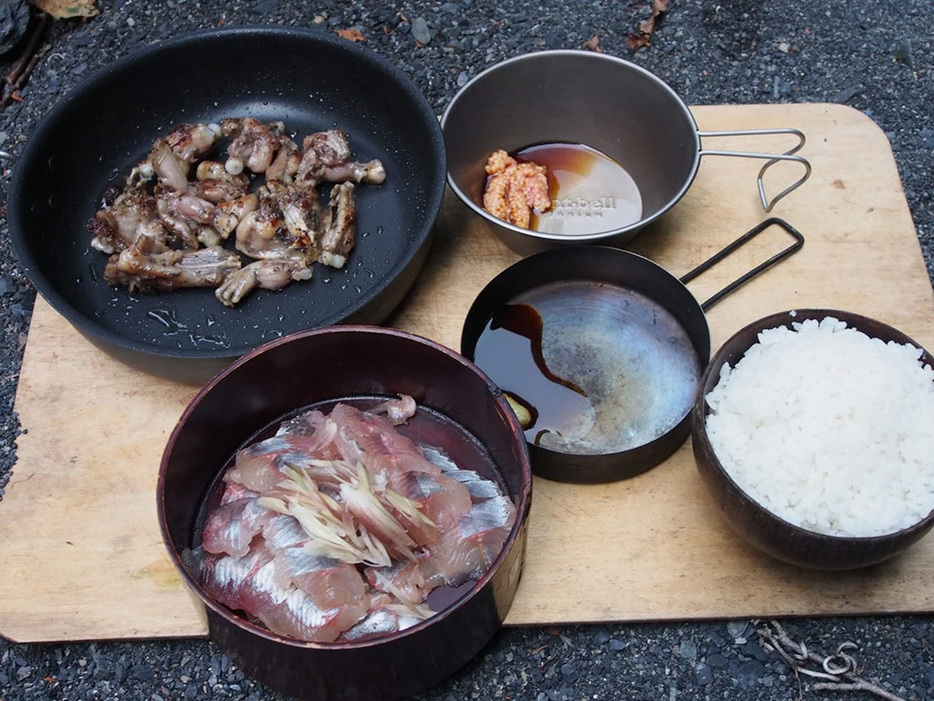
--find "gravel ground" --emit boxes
[1,1,933,699]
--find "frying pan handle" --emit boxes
[697,128,811,212]
[680,217,805,311]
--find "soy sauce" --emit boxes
[514,142,643,235]
[472,303,596,445]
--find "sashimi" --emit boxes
[201,497,274,558]
[272,545,369,609]
[194,396,518,644]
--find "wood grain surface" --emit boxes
[2,103,933,644]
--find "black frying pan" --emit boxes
[9,26,445,384]
[461,218,804,483]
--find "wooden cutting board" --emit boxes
[2,103,933,644]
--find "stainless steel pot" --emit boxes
[442,50,811,256]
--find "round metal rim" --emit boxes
[440,49,702,243]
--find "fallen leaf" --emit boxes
[32,0,98,19]
[582,34,604,52]
[335,28,366,43]
[627,0,669,52]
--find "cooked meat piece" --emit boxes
[193,160,251,203]
[317,182,357,269]
[88,117,383,307]
[149,138,190,192]
[168,193,217,226]
[482,149,551,229]
[165,123,220,163]
[234,183,321,267]
[266,138,302,182]
[155,193,202,250]
[221,117,286,174]
[87,188,161,254]
[215,258,313,307]
[214,192,259,238]
[104,238,241,293]
[297,130,385,186]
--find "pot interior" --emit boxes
[443,50,700,233]
[461,246,710,481]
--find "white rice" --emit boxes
[704,316,934,537]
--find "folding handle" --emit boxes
[680,217,805,311]
[698,128,812,212]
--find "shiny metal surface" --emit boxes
[442,50,810,255]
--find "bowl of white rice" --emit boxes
[692,309,934,570]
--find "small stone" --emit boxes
[706,653,729,669]
[679,639,698,660]
[727,620,750,640]
[129,664,154,682]
[412,17,431,45]
[740,639,770,662]
[251,0,280,15]
[893,39,913,68]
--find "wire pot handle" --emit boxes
[680,217,805,312]
[698,127,811,213]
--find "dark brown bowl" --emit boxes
[10,26,445,384]
[692,309,934,570]
[157,326,532,700]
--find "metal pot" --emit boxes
[442,50,810,256]
[461,218,804,483]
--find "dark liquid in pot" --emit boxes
[472,303,597,446]
[514,142,643,235]
[471,281,702,456]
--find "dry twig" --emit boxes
[1,12,50,110]
[757,620,906,701]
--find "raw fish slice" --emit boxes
[276,408,326,437]
[330,403,427,466]
[195,546,272,613]
[339,608,402,641]
[219,481,259,505]
[225,433,350,492]
[224,435,298,492]
[201,497,274,558]
[261,513,309,553]
[445,470,506,501]
[339,600,427,641]
[371,394,417,425]
[420,445,459,472]
[240,559,367,642]
[272,546,369,609]
[364,558,430,606]
[374,451,443,478]
[392,470,473,531]
[424,495,517,587]
[277,410,343,460]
